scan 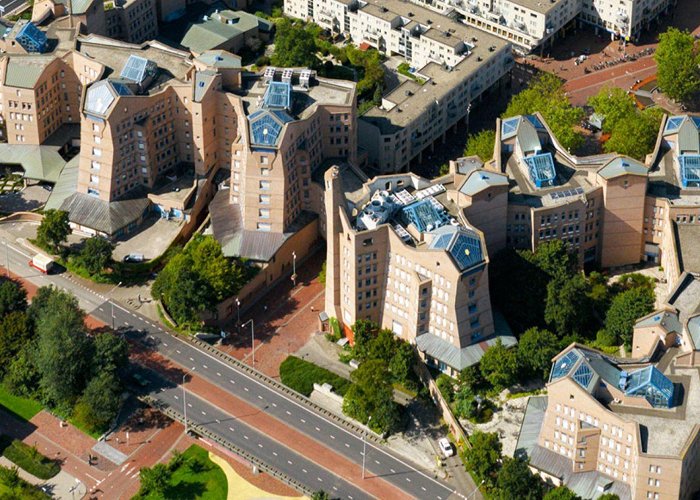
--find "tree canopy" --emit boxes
[0,279,27,318]
[271,18,318,68]
[342,359,400,434]
[464,430,502,486]
[464,130,496,162]
[493,457,544,500]
[604,286,655,347]
[36,209,71,253]
[74,237,114,275]
[517,327,561,379]
[504,73,583,152]
[152,235,248,327]
[655,28,700,104]
[588,87,637,134]
[545,273,593,338]
[544,486,582,500]
[602,106,663,161]
[73,371,122,431]
[479,339,518,390]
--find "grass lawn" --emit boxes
[0,385,42,422]
[138,445,227,500]
[280,355,352,397]
[0,437,60,479]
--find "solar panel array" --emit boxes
[414,183,446,200]
[550,186,584,200]
[393,189,415,206]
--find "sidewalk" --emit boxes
[132,345,411,499]
[0,456,86,499]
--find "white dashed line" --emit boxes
[300,418,306,423]
[257,444,263,448]
[229,427,235,432]
[315,427,320,432]
[162,342,168,347]
[344,443,350,448]
[286,410,291,415]
[421,486,427,491]
[374,460,380,465]
[317,477,323,482]
[187,403,192,408]
[201,411,206,415]
[287,460,293,465]
[272,452,278,457]
[406,478,411,483]
[176,350,181,354]
[272,402,277,407]
[302,469,307,474]
[173,395,179,400]
[330,435,335,440]
[203,364,208,369]
[230,380,235,384]
[216,372,221,377]
[244,387,249,392]
[243,435,249,440]
[257,395,263,400]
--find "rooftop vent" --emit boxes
[408,11,414,16]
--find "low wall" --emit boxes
[414,362,470,449]
[0,212,43,223]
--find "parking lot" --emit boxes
[112,215,183,262]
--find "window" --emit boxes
[259,194,270,204]
[91,160,100,170]
[90,175,99,184]
[259,180,270,190]
[259,209,270,219]
[257,222,271,231]
[92,147,102,157]
[261,168,270,176]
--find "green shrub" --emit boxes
[1,438,60,479]
[280,356,351,396]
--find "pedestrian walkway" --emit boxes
[92,441,128,465]
[0,457,86,500]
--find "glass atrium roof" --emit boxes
[501,117,520,140]
[15,22,47,54]
[84,80,132,116]
[524,114,545,130]
[623,366,674,408]
[524,152,556,188]
[400,198,450,233]
[263,81,292,110]
[680,155,700,188]
[665,115,700,134]
[119,55,157,85]
[429,227,484,271]
[248,109,293,147]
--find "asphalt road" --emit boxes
[1,236,459,500]
[0,0,27,15]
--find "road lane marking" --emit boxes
[230,380,235,384]
[315,427,320,432]
[345,443,350,448]
[257,395,263,400]
[287,460,292,465]
[244,387,249,392]
[203,364,208,369]
[229,427,235,432]
[243,435,249,440]
[330,435,335,440]
[406,478,411,482]
[317,477,323,482]
[374,460,380,465]
[187,403,192,408]
[201,411,206,415]
[216,372,221,377]
[257,443,263,448]
[302,469,307,474]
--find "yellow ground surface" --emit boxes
[208,451,307,500]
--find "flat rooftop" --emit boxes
[362,39,507,130]
[238,73,355,120]
[76,35,192,91]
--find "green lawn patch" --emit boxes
[0,464,48,499]
[136,445,227,500]
[0,385,42,422]
[0,437,60,480]
[280,356,352,397]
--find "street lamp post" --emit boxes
[242,319,255,367]
[235,298,241,329]
[182,367,195,435]
[108,282,123,330]
[291,251,297,287]
[469,479,485,499]
[362,416,372,479]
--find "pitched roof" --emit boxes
[597,156,647,179]
[0,143,65,182]
[415,333,517,371]
[180,10,270,54]
[4,56,53,88]
[459,169,508,196]
[59,191,149,235]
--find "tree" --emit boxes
[545,274,593,338]
[34,288,92,406]
[389,340,414,385]
[92,332,128,375]
[3,344,41,398]
[152,235,247,327]
[436,374,455,403]
[342,359,399,434]
[597,495,620,500]
[655,28,700,104]
[504,73,584,152]
[366,328,396,363]
[351,319,379,361]
[493,457,544,500]
[36,209,70,253]
[517,327,561,380]
[479,339,518,390]
[605,287,655,347]
[75,237,114,275]
[489,248,548,332]
[458,365,487,392]
[138,463,171,497]
[271,18,318,68]
[318,261,326,285]
[530,240,577,279]
[544,486,581,500]
[464,130,496,162]
[0,279,27,317]
[463,430,502,486]
[0,312,32,376]
[603,107,663,161]
[587,87,637,134]
[311,491,330,500]
[73,371,122,432]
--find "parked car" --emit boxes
[123,253,145,263]
[438,438,454,458]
